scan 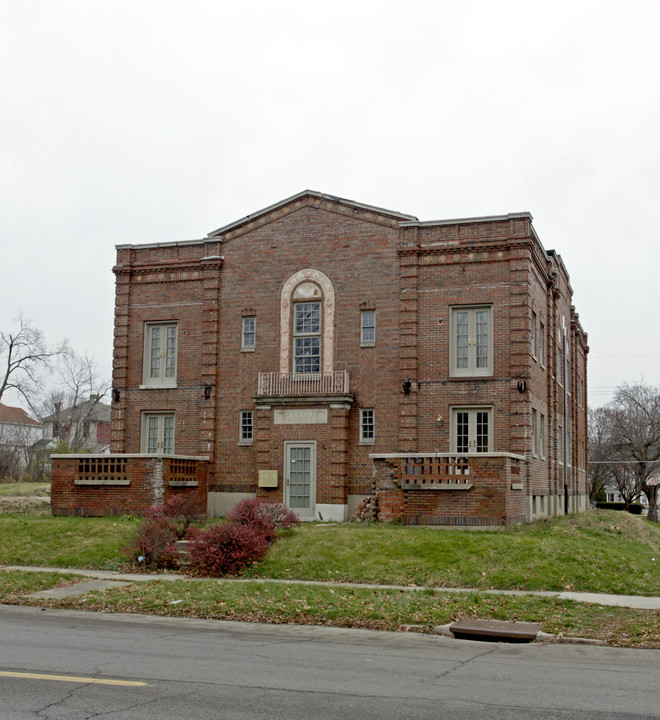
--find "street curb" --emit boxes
[433,624,606,645]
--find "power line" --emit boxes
[590,353,660,359]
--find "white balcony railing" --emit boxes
[258,370,349,396]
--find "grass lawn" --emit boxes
[244,511,660,596]
[0,570,81,603]
[6,573,659,648]
[0,482,50,497]
[1,511,659,648]
[0,509,658,593]
[0,514,139,569]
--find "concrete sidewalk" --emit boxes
[3,564,660,610]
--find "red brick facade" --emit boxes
[51,455,207,517]
[102,191,588,525]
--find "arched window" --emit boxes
[280,269,334,373]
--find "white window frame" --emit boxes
[293,301,321,373]
[241,316,256,351]
[539,321,545,367]
[540,413,546,459]
[557,344,564,387]
[239,410,254,444]
[360,310,376,347]
[141,412,175,454]
[359,408,375,444]
[143,322,178,388]
[531,312,537,360]
[558,424,563,465]
[450,306,493,377]
[451,406,493,453]
[531,408,537,457]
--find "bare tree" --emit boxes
[0,316,63,407]
[588,406,615,502]
[40,349,111,453]
[608,383,660,522]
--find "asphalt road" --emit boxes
[1,605,658,719]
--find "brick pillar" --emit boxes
[111,250,132,452]
[509,246,531,458]
[398,229,419,452]
[199,252,223,471]
[254,404,276,500]
[329,403,351,506]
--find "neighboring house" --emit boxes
[605,473,658,515]
[42,396,111,453]
[52,190,589,524]
[0,403,43,477]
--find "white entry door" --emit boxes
[284,442,316,519]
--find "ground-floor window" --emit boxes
[360,408,375,444]
[451,407,492,453]
[239,410,253,443]
[141,412,175,454]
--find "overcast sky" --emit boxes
[2,0,659,411]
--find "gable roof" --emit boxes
[206,190,418,238]
[0,403,42,427]
[41,397,111,424]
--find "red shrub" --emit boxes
[188,522,271,577]
[125,517,179,569]
[228,498,300,533]
[144,494,204,539]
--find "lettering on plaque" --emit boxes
[273,408,328,425]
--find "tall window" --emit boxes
[294,302,321,373]
[531,312,537,359]
[144,323,177,387]
[141,413,175,454]
[558,424,563,465]
[450,306,493,377]
[360,408,375,444]
[241,317,256,351]
[360,310,375,346]
[540,414,546,458]
[239,410,253,443]
[532,408,537,457]
[539,322,545,366]
[452,407,492,453]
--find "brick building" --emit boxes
[53,190,588,524]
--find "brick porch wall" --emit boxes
[51,454,208,517]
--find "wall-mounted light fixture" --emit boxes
[402,379,412,395]
[517,380,527,393]
[204,385,212,400]
[436,415,443,425]
[111,388,120,403]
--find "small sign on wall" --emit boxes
[258,470,279,488]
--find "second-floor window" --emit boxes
[144,322,177,387]
[360,310,375,346]
[241,317,256,351]
[450,306,493,377]
[294,302,321,373]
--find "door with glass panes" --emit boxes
[141,413,175,454]
[284,442,316,518]
[452,408,492,453]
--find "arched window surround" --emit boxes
[280,269,335,373]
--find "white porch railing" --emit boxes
[258,370,349,396]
